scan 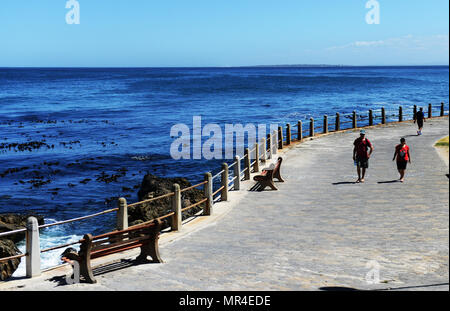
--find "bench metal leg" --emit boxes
[136,219,163,263]
[80,258,96,284]
[263,180,278,191]
[78,234,97,284]
[274,170,285,182]
[137,238,163,263]
[254,179,278,191]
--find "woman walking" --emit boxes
[393,138,411,182]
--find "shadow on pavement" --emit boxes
[376,282,449,291]
[332,181,357,185]
[319,286,360,291]
[320,282,449,291]
[377,180,400,184]
[47,259,147,287]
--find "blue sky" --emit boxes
[0,0,448,67]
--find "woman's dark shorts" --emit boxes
[356,157,369,169]
[397,160,408,170]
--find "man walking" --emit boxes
[353,129,374,183]
[414,107,426,135]
[393,137,411,182]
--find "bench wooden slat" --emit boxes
[92,222,158,240]
[91,242,148,259]
[91,241,146,259]
[92,234,152,253]
[91,230,147,248]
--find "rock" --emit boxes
[0,213,45,280]
[0,239,21,281]
[129,174,205,229]
[0,222,16,238]
[0,213,45,243]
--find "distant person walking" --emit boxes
[393,137,411,182]
[414,107,426,135]
[353,129,374,183]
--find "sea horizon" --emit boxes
[1,64,449,69]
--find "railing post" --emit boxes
[278,126,283,149]
[260,138,266,163]
[310,118,314,137]
[171,184,181,231]
[399,106,403,122]
[413,105,417,120]
[244,148,251,180]
[286,124,291,145]
[266,134,272,159]
[272,130,278,155]
[26,217,41,278]
[381,107,386,124]
[352,111,357,128]
[117,197,128,231]
[441,102,445,116]
[335,113,340,131]
[254,143,260,172]
[233,155,241,190]
[369,110,373,126]
[323,115,328,133]
[203,173,213,216]
[428,103,432,118]
[297,120,303,141]
[221,163,228,201]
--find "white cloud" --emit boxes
[353,40,385,47]
[327,34,449,51]
[318,34,449,65]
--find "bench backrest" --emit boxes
[80,219,162,260]
[273,157,282,174]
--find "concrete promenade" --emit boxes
[1,117,448,291]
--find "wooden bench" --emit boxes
[62,219,163,284]
[253,157,284,191]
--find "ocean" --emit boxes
[0,66,448,275]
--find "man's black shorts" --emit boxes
[397,160,408,170]
[417,120,424,128]
[356,157,369,169]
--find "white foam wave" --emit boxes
[12,218,83,278]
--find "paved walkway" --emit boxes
[2,117,448,291]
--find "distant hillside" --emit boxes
[241,64,348,68]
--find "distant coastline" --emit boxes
[240,64,350,68]
[238,64,450,68]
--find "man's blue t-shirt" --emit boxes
[416,111,424,121]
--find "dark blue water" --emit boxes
[0,66,448,272]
